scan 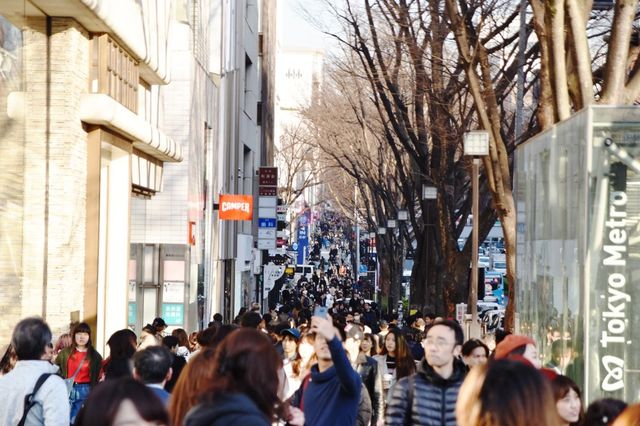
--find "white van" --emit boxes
[293,264,315,282]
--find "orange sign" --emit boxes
[219,194,253,220]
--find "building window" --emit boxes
[90,34,139,112]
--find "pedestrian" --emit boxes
[455,359,560,426]
[281,328,302,398]
[170,328,192,358]
[493,334,541,368]
[169,348,217,426]
[373,328,415,395]
[0,317,69,425]
[184,328,304,426]
[461,338,489,369]
[385,320,466,425]
[552,375,583,426]
[360,333,377,357]
[133,346,173,406]
[291,314,362,426]
[345,326,384,426]
[55,322,103,423]
[74,377,168,426]
[53,333,72,356]
[138,324,161,350]
[102,329,137,380]
[161,336,187,393]
[583,398,627,426]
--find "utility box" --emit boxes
[516,106,640,403]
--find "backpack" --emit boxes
[18,373,53,426]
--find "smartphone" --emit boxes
[314,306,328,318]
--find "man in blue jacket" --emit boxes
[292,314,361,426]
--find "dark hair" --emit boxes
[210,324,239,348]
[462,338,490,357]
[74,378,168,426]
[552,375,583,425]
[425,319,464,346]
[162,335,179,349]
[199,329,287,421]
[171,328,190,349]
[584,398,627,426]
[380,328,415,380]
[495,329,512,346]
[456,359,559,426]
[72,322,93,349]
[241,311,262,329]
[133,346,173,384]
[106,329,137,360]
[11,317,52,360]
[213,313,223,322]
[197,326,218,347]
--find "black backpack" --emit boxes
[18,373,53,426]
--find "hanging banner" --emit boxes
[219,194,253,220]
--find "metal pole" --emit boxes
[469,158,481,338]
[355,187,360,281]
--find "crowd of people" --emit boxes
[1,214,640,425]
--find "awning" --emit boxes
[79,93,182,162]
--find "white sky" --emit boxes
[278,0,339,51]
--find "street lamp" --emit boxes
[464,130,490,339]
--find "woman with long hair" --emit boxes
[360,333,377,357]
[102,329,137,380]
[75,377,168,426]
[456,359,561,426]
[55,322,103,423]
[552,375,584,426]
[169,347,217,426]
[183,328,303,426]
[373,328,415,393]
[171,328,192,357]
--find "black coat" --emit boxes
[385,358,466,426]
[184,393,271,426]
[353,354,384,425]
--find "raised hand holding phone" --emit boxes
[311,312,335,342]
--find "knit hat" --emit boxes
[494,335,536,360]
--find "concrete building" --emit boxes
[128,0,220,333]
[0,0,181,351]
[211,0,263,322]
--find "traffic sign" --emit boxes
[258,218,277,228]
[258,167,278,186]
[258,229,276,239]
[258,239,276,249]
[259,186,277,196]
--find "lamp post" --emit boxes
[464,130,490,338]
[398,209,408,309]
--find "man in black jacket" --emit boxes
[385,319,466,426]
[345,325,384,425]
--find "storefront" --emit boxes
[516,106,640,402]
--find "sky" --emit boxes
[278,0,339,51]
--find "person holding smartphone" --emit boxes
[290,311,361,426]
